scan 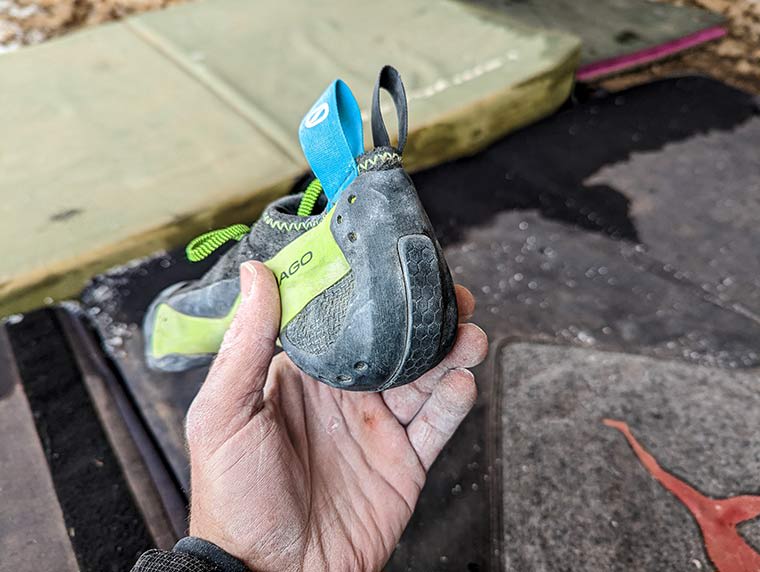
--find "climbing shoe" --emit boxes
[144,65,458,391]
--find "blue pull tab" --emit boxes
[299,79,364,208]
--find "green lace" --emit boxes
[185,179,323,262]
[297,179,323,216]
[186,224,251,262]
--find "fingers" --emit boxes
[455,284,475,320]
[382,284,482,425]
[406,368,477,471]
[383,323,488,425]
[188,261,280,438]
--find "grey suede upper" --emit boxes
[166,193,325,318]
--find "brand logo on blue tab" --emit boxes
[304,102,329,128]
[299,79,364,208]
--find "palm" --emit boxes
[186,264,487,572]
[257,357,424,570]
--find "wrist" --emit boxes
[174,536,250,572]
[130,536,252,572]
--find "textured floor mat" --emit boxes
[78,77,760,571]
[495,342,760,571]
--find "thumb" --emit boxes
[190,261,281,431]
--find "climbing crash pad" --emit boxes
[0,0,579,317]
[461,0,725,79]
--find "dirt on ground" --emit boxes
[0,0,758,93]
[0,0,184,51]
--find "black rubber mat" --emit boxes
[78,76,760,571]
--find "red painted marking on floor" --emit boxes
[603,419,760,572]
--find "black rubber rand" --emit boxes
[383,234,444,390]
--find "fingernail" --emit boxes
[471,323,489,344]
[240,262,258,299]
[452,367,475,381]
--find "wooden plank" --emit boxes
[82,249,226,490]
[115,325,203,492]
[57,309,186,548]
[0,0,579,316]
[0,329,79,572]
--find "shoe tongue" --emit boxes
[298,79,364,209]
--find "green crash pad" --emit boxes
[0,0,579,316]
[462,0,724,77]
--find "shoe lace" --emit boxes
[184,179,323,262]
[185,224,251,262]
[296,179,323,216]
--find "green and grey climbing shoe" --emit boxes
[144,66,458,391]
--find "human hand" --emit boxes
[186,261,488,572]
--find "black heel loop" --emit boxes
[371,65,408,154]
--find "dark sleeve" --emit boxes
[131,537,249,572]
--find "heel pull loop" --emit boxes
[371,65,408,154]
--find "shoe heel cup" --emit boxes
[381,234,455,390]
